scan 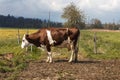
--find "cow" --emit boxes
[21,27,80,63]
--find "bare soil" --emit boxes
[90,29,120,32]
[16,59,120,80]
[0,59,120,80]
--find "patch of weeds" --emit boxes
[0,66,14,73]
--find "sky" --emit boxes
[0,0,120,23]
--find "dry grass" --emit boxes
[88,29,120,32]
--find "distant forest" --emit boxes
[0,14,62,28]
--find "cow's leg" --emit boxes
[46,52,50,62]
[68,41,78,62]
[68,43,74,62]
[46,45,52,63]
[46,52,52,63]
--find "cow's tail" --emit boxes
[77,29,80,51]
[74,29,80,62]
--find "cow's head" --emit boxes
[21,34,30,48]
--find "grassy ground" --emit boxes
[0,28,120,79]
[0,29,42,80]
[79,30,120,59]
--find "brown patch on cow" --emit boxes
[23,27,80,62]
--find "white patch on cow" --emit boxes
[46,30,56,45]
[68,37,71,44]
[66,28,71,44]
[68,43,74,62]
[38,45,46,51]
[21,34,30,48]
[66,28,69,32]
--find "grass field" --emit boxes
[0,28,120,79]
[79,30,120,59]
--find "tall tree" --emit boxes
[61,3,85,29]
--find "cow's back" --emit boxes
[48,28,68,45]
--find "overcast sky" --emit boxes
[0,0,120,23]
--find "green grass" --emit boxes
[0,28,42,80]
[79,30,120,59]
[0,28,120,79]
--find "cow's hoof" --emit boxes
[49,61,53,63]
[46,60,49,63]
[68,60,72,63]
[49,62,53,63]
[46,60,53,63]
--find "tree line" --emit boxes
[0,14,62,28]
[86,18,120,30]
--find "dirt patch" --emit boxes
[0,71,11,80]
[15,59,120,80]
[89,29,120,32]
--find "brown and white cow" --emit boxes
[21,27,80,63]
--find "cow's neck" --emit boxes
[26,35,40,47]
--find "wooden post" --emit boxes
[26,29,28,52]
[94,32,97,54]
[26,45,33,52]
[26,47,28,52]
[26,28,33,52]
[26,28,29,34]
[31,45,33,52]
[17,29,20,44]
[48,11,50,27]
